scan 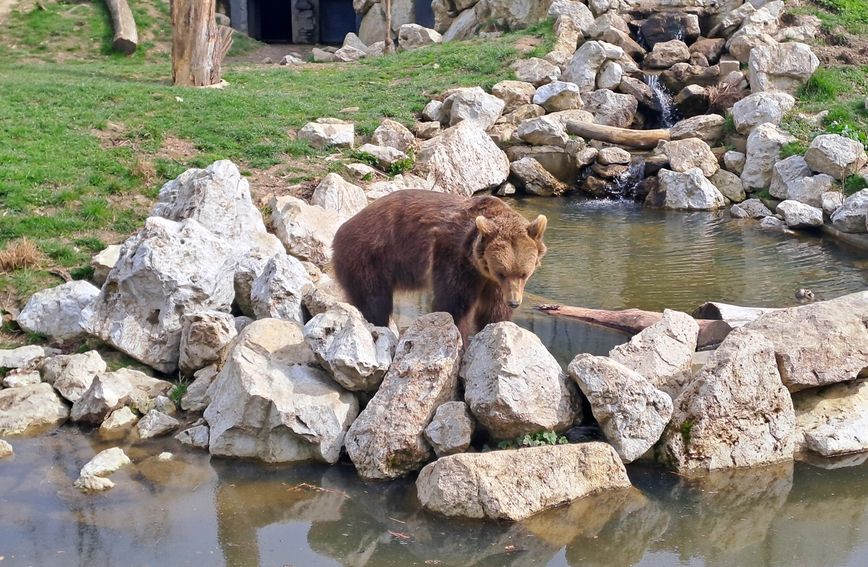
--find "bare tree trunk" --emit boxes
[535,304,732,349]
[171,0,234,87]
[104,0,138,55]
[565,120,671,149]
[383,0,394,53]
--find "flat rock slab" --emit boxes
[416,442,631,521]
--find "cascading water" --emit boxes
[644,74,680,129]
[610,159,647,198]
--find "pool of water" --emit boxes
[509,197,868,313]
[1,428,867,567]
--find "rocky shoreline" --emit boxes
[2,0,868,524]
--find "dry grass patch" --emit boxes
[0,238,45,273]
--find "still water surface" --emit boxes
[2,197,867,567]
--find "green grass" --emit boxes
[797,68,849,102]
[0,0,548,305]
[807,0,868,35]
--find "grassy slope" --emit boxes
[0,0,552,315]
[786,1,868,195]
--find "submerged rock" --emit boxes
[662,329,795,473]
[204,319,358,464]
[176,424,210,449]
[462,322,580,440]
[568,355,673,463]
[743,291,868,391]
[345,313,462,480]
[416,443,631,521]
[80,447,131,478]
[100,407,138,432]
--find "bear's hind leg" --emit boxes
[335,268,394,327]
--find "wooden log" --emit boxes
[384,0,395,54]
[105,0,138,55]
[692,302,779,328]
[535,304,732,350]
[171,0,234,87]
[565,121,671,149]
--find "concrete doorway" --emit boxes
[250,0,292,42]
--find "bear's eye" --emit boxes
[496,271,505,279]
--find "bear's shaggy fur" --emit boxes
[331,190,547,342]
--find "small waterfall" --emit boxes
[644,74,679,129]
[610,160,647,199]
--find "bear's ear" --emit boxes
[475,215,496,236]
[527,215,547,241]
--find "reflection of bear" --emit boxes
[332,190,548,341]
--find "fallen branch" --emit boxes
[104,0,138,55]
[565,121,670,149]
[535,304,732,350]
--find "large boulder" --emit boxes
[831,189,868,233]
[731,92,794,134]
[662,138,719,177]
[512,57,561,86]
[784,175,836,208]
[311,173,368,220]
[491,80,536,111]
[776,200,823,229]
[178,311,237,376]
[415,121,510,195]
[769,155,812,200]
[270,195,342,268]
[16,281,99,343]
[303,302,397,392]
[0,345,58,369]
[804,134,868,180]
[583,89,637,128]
[423,401,475,457]
[608,309,699,399]
[473,0,553,32]
[461,322,580,440]
[71,369,171,423]
[204,319,358,464]
[249,253,313,324]
[710,169,747,203]
[644,39,690,69]
[298,118,355,148]
[416,443,631,521]
[793,379,868,457]
[0,383,69,435]
[568,354,673,463]
[659,168,727,211]
[398,23,442,50]
[661,329,795,473]
[80,217,236,374]
[670,114,726,145]
[748,42,819,94]
[743,291,868,391]
[532,81,583,113]
[562,41,624,92]
[443,87,506,130]
[345,313,462,480]
[741,123,796,191]
[42,350,107,403]
[510,157,569,196]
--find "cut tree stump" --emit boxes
[535,304,732,350]
[105,0,138,55]
[171,0,233,87]
[565,121,670,149]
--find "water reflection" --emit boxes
[3,429,868,567]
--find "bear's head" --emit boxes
[473,213,547,309]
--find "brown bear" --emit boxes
[331,190,547,342]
